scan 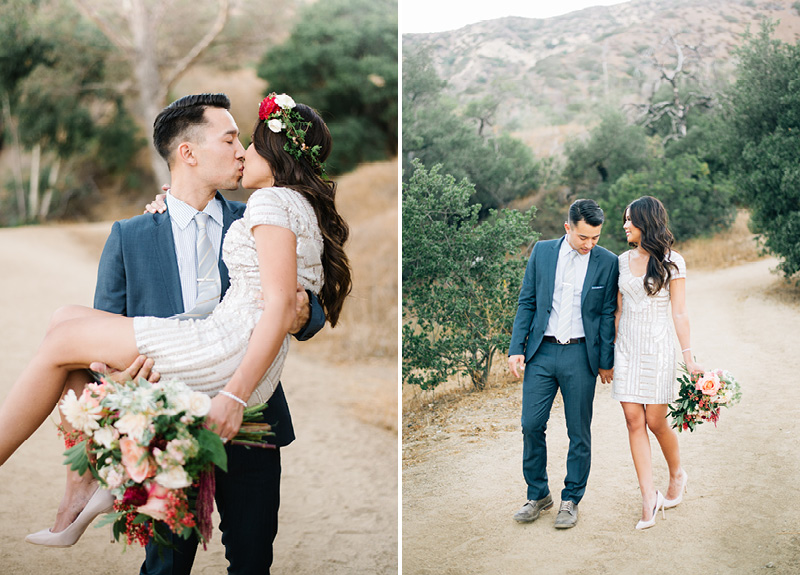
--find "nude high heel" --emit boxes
[664,469,688,509]
[25,487,115,547]
[635,490,665,530]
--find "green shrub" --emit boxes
[402,161,538,390]
[600,154,736,254]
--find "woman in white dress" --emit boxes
[611,196,701,530]
[0,94,351,537]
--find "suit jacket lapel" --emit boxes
[544,238,563,309]
[217,191,235,293]
[153,210,184,314]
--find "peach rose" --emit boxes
[120,437,156,483]
[137,483,170,521]
[695,372,721,396]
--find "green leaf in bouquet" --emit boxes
[197,427,228,472]
[132,513,151,525]
[94,510,126,529]
[64,440,90,475]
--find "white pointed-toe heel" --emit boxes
[664,469,688,509]
[635,490,665,530]
[25,487,115,547]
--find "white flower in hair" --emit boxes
[268,119,284,133]
[274,94,296,109]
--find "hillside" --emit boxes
[404,0,800,155]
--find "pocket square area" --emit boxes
[591,285,604,289]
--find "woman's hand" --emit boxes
[205,393,244,443]
[686,359,705,375]
[143,185,169,214]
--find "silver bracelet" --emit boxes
[218,390,248,407]
[681,347,692,353]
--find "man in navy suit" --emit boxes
[94,93,325,573]
[508,199,618,529]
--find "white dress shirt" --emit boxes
[545,236,590,339]
[166,192,224,313]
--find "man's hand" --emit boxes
[206,393,244,443]
[289,284,310,334]
[598,368,614,384]
[89,355,160,384]
[508,355,526,378]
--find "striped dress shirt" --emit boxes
[166,192,224,313]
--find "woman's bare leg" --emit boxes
[645,403,684,500]
[0,305,139,466]
[621,402,657,521]
[49,370,101,532]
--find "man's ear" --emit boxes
[176,142,196,166]
[563,221,570,235]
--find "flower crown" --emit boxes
[258,93,325,173]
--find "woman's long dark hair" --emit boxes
[252,103,351,327]
[625,196,678,296]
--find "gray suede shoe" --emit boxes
[512,493,554,523]
[554,500,578,529]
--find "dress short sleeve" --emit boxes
[245,187,299,236]
[668,250,686,280]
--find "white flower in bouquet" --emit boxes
[155,466,192,490]
[173,391,211,418]
[94,425,118,449]
[99,463,127,489]
[61,389,102,433]
[274,94,296,109]
[115,412,151,443]
[166,437,199,465]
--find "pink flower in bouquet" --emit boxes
[87,381,108,401]
[120,437,156,483]
[137,483,170,521]
[78,387,98,409]
[695,372,721,396]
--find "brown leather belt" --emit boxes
[542,336,586,345]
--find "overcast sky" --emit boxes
[401,0,629,34]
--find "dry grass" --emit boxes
[401,361,526,465]
[674,209,764,270]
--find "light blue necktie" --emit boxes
[176,212,221,319]
[556,250,577,344]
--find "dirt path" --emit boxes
[0,223,397,574]
[403,257,800,574]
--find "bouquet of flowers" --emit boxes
[669,365,742,432]
[60,373,272,547]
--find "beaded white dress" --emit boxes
[133,187,324,406]
[611,250,686,404]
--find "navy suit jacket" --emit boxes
[93,192,326,447]
[509,237,619,376]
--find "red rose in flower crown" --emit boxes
[258,96,280,120]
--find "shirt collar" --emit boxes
[166,192,224,230]
[560,235,590,260]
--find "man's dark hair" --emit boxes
[568,198,604,227]
[152,93,231,166]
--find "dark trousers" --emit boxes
[140,444,282,575]
[521,340,597,504]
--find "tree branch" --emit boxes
[159,0,231,101]
[73,0,134,52]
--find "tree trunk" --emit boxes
[2,91,26,219]
[130,0,171,188]
[39,156,60,221]
[28,143,41,221]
